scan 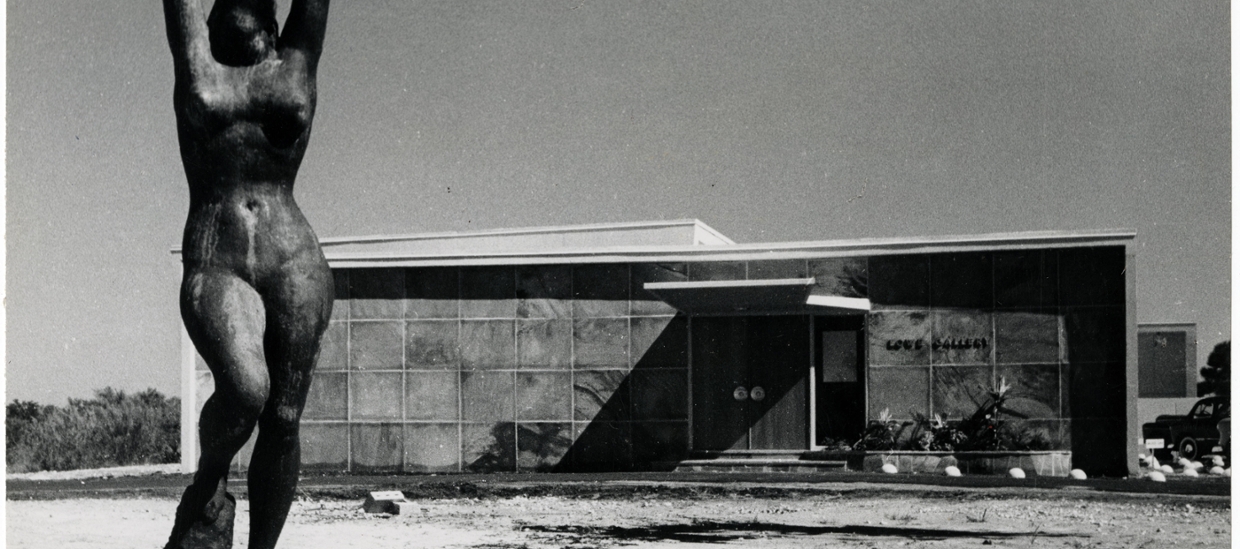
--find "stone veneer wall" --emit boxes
[197,263,695,473]
[863,247,1130,476]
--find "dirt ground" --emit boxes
[7,488,1231,549]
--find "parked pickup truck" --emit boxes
[1142,396,1230,461]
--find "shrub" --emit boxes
[853,408,900,451]
[6,388,180,473]
[953,377,1014,451]
[1199,341,1230,398]
[849,378,1057,453]
[907,413,969,451]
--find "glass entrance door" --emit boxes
[815,316,866,447]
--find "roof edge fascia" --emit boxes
[315,218,718,246]
[314,228,1137,267]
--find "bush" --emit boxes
[849,378,1056,453]
[1199,341,1230,398]
[6,388,180,473]
[853,408,900,451]
[907,413,969,451]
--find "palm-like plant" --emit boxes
[853,408,899,451]
[956,377,1013,451]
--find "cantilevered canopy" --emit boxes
[643,278,871,315]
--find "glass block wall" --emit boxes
[190,245,1132,475]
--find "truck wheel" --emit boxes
[1178,437,1199,461]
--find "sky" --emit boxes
[6,1,1231,404]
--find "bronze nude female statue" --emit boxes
[161,0,332,547]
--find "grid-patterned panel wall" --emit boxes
[290,263,692,472]
[189,247,1130,474]
[863,247,1130,474]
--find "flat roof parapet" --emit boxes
[318,227,1136,268]
[170,220,1136,268]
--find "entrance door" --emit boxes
[692,316,809,451]
[815,316,866,446]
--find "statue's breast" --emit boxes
[177,61,315,152]
[249,74,314,149]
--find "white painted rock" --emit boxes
[1226,468,1231,477]
[944,466,962,477]
[1208,466,1225,475]
[1138,453,1147,460]
[1212,456,1225,467]
[1069,469,1087,480]
[881,463,898,474]
[1182,468,1199,478]
[1159,465,1175,474]
[1149,456,1160,468]
[1178,458,1192,468]
[1008,468,1026,479]
[1147,471,1167,482]
[1190,461,1204,470]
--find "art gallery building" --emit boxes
[179,220,1140,476]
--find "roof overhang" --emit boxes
[643,278,871,315]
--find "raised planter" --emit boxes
[804,450,1072,477]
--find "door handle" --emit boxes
[733,386,749,401]
[750,386,766,402]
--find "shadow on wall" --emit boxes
[554,312,691,472]
[866,249,1129,476]
[458,314,690,473]
[1059,248,1129,477]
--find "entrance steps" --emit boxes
[674,450,848,473]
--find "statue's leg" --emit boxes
[167,270,271,549]
[246,264,333,549]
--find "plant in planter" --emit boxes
[853,408,899,451]
[995,422,1053,451]
[817,437,856,453]
[851,378,1058,454]
[907,413,968,451]
[954,377,1014,451]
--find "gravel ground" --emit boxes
[6,485,1231,548]
[6,463,181,482]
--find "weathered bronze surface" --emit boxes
[161,1,332,547]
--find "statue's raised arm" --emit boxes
[162,0,213,84]
[280,0,330,71]
[162,1,335,549]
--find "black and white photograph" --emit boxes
[5,1,1232,547]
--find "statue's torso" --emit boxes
[175,55,326,286]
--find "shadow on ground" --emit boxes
[521,520,1076,544]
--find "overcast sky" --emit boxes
[7,1,1230,403]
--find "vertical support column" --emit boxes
[1124,252,1141,476]
[808,316,817,450]
[685,315,694,454]
[180,325,198,474]
[1184,325,1199,398]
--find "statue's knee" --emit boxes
[264,404,303,435]
[227,385,269,422]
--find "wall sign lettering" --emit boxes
[885,337,989,351]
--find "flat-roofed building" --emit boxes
[178,220,1140,476]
